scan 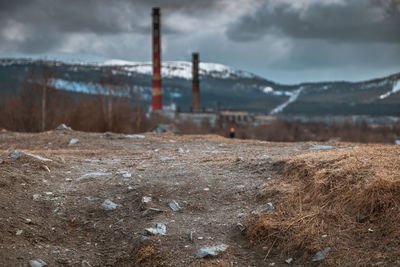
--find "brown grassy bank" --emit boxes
[247,145,400,265]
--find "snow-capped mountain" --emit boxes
[0,57,399,116]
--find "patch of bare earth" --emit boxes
[1,129,396,266]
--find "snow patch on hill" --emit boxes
[270,86,305,115]
[379,80,400,99]
[103,60,256,80]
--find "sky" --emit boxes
[0,0,399,84]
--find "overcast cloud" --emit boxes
[0,0,399,83]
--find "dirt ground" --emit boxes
[0,129,363,266]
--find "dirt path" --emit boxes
[0,130,314,266]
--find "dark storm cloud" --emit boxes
[0,0,220,53]
[226,0,400,43]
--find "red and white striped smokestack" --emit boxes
[152,7,162,111]
[192,53,200,112]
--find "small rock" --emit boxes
[139,235,149,242]
[312,247,331,262]
[189,231,193,241]
[56,124,71,130]
[236,223,246,233]
[128,186,133,190]
[123,173,131,178]
[142,196,152,203]
[145,223,167,236]
[264,202,274,213]
[77,172,110,181]
[16,230,23,235]
[26,218,32,224]
[9,150,22,159]
[81,260,92,267]
[69,138,79,145]
[29,259,47,267]
[142,208,163,217]
[169,200,181,211]
[102,199,118,210]
[33,194,40,200]
[125,134,145,139]
[285,258,293,264]
[196,244,228,258]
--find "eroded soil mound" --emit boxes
[247,145,400,265]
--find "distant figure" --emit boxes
[230,127,235,138]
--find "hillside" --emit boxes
[0,58,399,115]
[0,129,399,266]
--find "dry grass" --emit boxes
[247,145,400,265]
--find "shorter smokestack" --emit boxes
[192,53,200,112]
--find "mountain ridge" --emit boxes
[0,58,399,116]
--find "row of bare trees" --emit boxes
[0,68,147,133]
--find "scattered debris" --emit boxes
[24,152,52,162]
[312,247,331,262]
[169,200,181,211]
[77,172,110,182]
[124,134,145,139]
[25,218,32,224]
[395,140,400,145]
[203,187,210,191]
[142,208,163,217]
[152,124,174,133]
[42,165,50,172]
[16,230,23,236]
[237,213,245,218]
[285,258,293,264]
[102,199,118,211]
[69,138,79,145]
[310,145,333,150]
[321,234,328,238]
[29,259,47,267]
[56,124,71,130]
[178,147,184,153]
[368,228,374,232]
[65,178,72,182]
[145,223,167,236]
[195,244,228,258]
[263,202,274,213]
[33,194,40,200]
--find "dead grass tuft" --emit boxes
[247,145,400,265]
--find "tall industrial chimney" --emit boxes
[192,53,200,112]
[152,7,162,111]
